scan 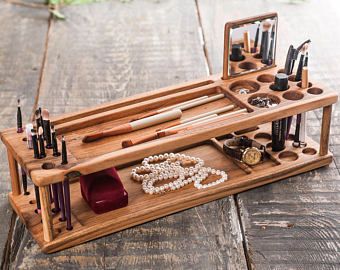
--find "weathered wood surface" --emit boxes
[198,0,340,269]
[6,1,246,269]
[0,1,49,268]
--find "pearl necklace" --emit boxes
[131,153,228,195]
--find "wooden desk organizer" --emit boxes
[0,13,338,253]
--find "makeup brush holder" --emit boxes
[0,13,337,253]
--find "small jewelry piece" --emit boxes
[249,96,277,108]
[238,88,249,95]
[131,153,228,195]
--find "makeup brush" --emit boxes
[25,123,33,149]
[51,125,61,157]
[35,109,41,130]
[122,109,247,148]
[38,126,46,158]
[17,99,23,133]
[83,108,183,143]
[243,31,251,53]
[251,22,260,53]
[61,136,68,165]
[295,43,308,81]
[284,45,294,75]
[291,40,311,74]
[34,185,41,214]
[260,21,271,58]
[293,114,302,148]
[39,107,44,137]
[42,109,53,149]
[31,128,40,159]
[267,24,275,65]
[131,96,208,121]
[21,168,29,195]
[301,67,309,88]
[304,52,309,67]
[299,112,307,147]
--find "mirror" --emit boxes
[222,13,278,79]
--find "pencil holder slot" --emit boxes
[282,91,304,101]
[42,162,56,170]
[297,82,313,88]
[266,142,272,149]
[254,132,271,142]
[277,68,286,74]
[288,74,298,82]
[302,147,317,155]
[307,87,323,95]
[257,74,274,83]
[278,151,298,161]
[253,53,262,59]
[229,80,260,94]
[238,61,257,71]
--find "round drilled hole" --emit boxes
[253,53,262,59]
[288,74,298,82]
[266,142,272,149]
[254,132,272,142]
[297,82,313,88]
[42,162,55,170]
[22,137,27,142]
[229,80,260,94]
[238,61,257,70]
[302,147,317,155]
[56,228,62,234]
[277,68,285,74]
[283,91,304,101]
[224,134,234,139]
[307,87,323,95]
[257,74,274,83]
[29,200,36,204]
[278,151,298,161]
[248,93,280,108]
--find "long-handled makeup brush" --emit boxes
[132,96,208,121]
[61,136,68,165]
[31,128,40,159]
[21,168,29,195]
[295,43,308,81]
[122,109,247,148]
[42,109,53,149]
[34,185,41,214]
[39,108,44,138]
[17,99,23,133]
[301,66,309,88]
[243,31,251,53]
[83,108,183,143]
[160,105,236,130]
[284,45,294,75]
[251,22,260,53]
[304,52,308,67]
[51,125,61,157]
[38,126,46,158]
[260,21,271,59]
[293,114,302,148]
[299,112,307,147]
[267,24,275,65]
[35,109,41,130]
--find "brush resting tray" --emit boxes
[0,66,337,253]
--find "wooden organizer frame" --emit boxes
[0,13,338,253]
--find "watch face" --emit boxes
[242,147,262,166]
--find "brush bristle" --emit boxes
[42,109,49,120]
[38,126,43,135]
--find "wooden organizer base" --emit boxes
[9,124,332,253]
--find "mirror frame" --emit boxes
[222,12,278,80]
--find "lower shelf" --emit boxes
[9,125,332,253]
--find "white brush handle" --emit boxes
[182,105,235,123]
[130,109,182,130]
[178,94,225,111]
[163,114,218,132]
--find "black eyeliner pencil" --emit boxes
[63,179,73,230]
[51,125,61,157]
[293,114,302,147]
[21,168,29,195]
[42,109,53,149]
[253,23,260,52]
[57,182,66,222]
[17,99,23,133]
[295,53,305,81]
[61,136,68,165]
[34,185,41,213]
[284,45,294,75]
[35,109,41,130]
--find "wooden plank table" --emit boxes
[0,0,339,269]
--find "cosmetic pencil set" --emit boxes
[0,13,337,253]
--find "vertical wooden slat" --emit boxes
[319,105,332,156]
[7,151,21,196]
[39,186,54,242]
